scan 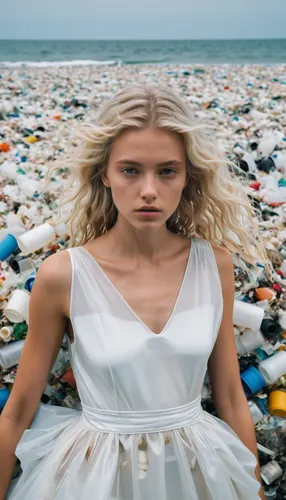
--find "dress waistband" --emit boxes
[80,395,203,434]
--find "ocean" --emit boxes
[0,39,286,66]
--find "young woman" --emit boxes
[1,85,269,499]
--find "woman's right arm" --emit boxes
[0,250,71,499]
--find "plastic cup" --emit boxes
[0,340,25,371]
[0,234,19,262]
[235,329,265,356]
[258,351,286,385]
[260,460,283,486]
[18,258,35,275]
[233,300,264,330]
[240,365,266,395]
[4,289,30,323]
[248,400,265,424]
[0,326,14,343]
[9,256,35,275]
[17,223,55,255]
[269,390,286,417]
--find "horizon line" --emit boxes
[1,37,286,42]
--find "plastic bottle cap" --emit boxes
[240,365,266,395]
[269,390,286,417]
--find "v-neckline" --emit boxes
[78,238,194,337]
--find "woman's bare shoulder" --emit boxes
[209,242,232,259]
[36,249,72,290]
[209,242,234,283]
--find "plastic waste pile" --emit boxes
[0,63,285,496]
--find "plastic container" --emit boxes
[0,234,18,261]
[17,223,55,255]
[258,350,286,385]
[260,460,283,486]
[248,400,265,424]
[264,485,279,499]
[260,318,282,342]
[4,289,30,323]
[240,365,266,395]
[9,256,35,276]
[258,138,277,156]
[233,300,264,331]
[0,340,25,371]
[235,329,265,356]
[0,325,14,343]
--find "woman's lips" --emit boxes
[135,210,161,217]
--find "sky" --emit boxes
[1,0,286,40]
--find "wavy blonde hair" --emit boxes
[44,84,273,278]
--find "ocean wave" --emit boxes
[0,60,120,68]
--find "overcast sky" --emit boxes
[2,0,286,39]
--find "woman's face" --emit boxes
[102,127,187,230]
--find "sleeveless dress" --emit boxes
[8,238,261,499]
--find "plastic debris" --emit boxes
[0,63,285,495]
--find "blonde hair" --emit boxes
[45,84,273,278]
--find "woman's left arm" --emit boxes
[207,245,266,500]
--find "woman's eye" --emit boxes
[122,168,176,176]
[161,168,176,176]
[122,167,136,175]
[122,168,137,175]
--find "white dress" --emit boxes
[8,238,261,499]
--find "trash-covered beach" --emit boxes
[0,63,286,496]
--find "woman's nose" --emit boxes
[139,175,158,197]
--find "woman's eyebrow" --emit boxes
[116,159,183,166]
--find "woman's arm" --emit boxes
[0,250,71,499]
[207,245,266,500]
